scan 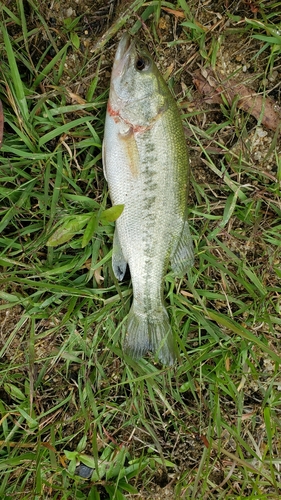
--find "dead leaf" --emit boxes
[225,357,231,372]
[161,7,185,19]
[94,267,104,287]
[241,410,256,421]
[41,442,57,452]
[193,67,281,132]
[180,290,194,298]
[67,91,86,105]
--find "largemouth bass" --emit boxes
[103,34,193,364]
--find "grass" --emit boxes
[0,0,281,498]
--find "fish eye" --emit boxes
[135,57,148,71]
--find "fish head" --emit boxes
[109,34,168,126]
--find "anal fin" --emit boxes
[112,228,127,281]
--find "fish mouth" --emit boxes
[115,33,132,62]
[112,33,136,78]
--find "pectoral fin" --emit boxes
[170,220,194,277]
[112,228,127,281]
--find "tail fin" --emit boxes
[123,302,175,365]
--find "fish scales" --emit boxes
[103,34,194,364]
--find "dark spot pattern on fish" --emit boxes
[143,195,156,211]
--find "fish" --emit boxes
[102,34,194,365]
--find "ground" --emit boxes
[0,1,281,499]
